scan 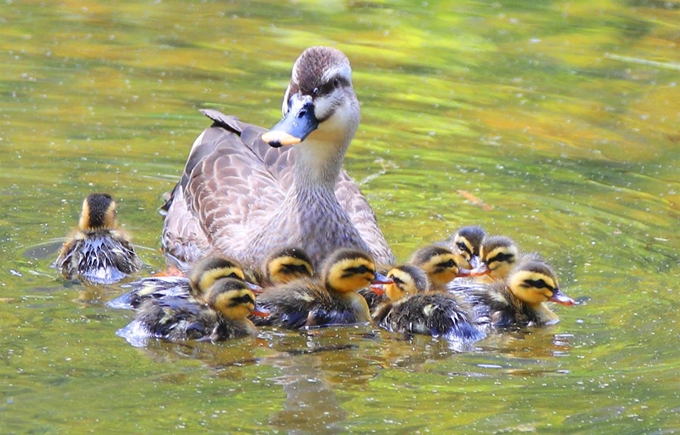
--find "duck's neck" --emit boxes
[292,103,359,190]
[292,135,350,190]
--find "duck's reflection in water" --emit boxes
[264,328,377,435]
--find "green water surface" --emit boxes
[1,0,679,433]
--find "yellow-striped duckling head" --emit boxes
[323,249,392,294]
[449,225,486,269]
[189,256,261,300]
[264,247,314,285]
[477,236,519,282]
[372,264,430,303]
[408,245,472,288]
[205,278,268,321]
[508,261,574,308]
[78,193,118,233]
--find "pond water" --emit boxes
[1,0,679,433]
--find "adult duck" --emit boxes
[162,47,394,270]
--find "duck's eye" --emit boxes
[445,259,455,268]
[456,242,468,253]
[333,77,340,88]
[312,87,319,96]
[393,277,404,285]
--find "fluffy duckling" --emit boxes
[370,264,430,323]
[254,249,391,329]
[372,265,485,343]
[359,244,476,310]
[468,260,575,327]
[56,193,142,285]
[474,235,543,284]
[408,244,474,292]
[259,247,314,287]
[117,278,265,343]
[444,225,486,269]
[106,256,254,310]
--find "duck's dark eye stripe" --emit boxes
[228,294,255,306]
[524,279,553,291]
[456,242,470,254]
[488,252,515,264]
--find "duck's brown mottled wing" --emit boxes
[334,172,394,265]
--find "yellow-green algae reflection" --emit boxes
[1,0,678,433]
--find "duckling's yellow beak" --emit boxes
[549,288,575,306]
[261,94,319,148]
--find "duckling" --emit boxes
[408,244,474,292]
[443,225,486,269]
[370,264,430,323]
[259,247,315,287]
[161,46,394,271]
[467,260,575,327]
[474,235,542,284]
[117,278,265,343]
[371,265,485,343]
[106,256,254,310]
[254,249,391,329]
[55,193,142,285]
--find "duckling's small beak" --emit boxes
[369,284,386,296]
[549,288,575,306]
[469,255,481,269]
[245,281,263,295]
[456,267,472,278]
[470,263,490,277]
[250,304,270,317]
[261,94,319,148]
[371,272,394,286]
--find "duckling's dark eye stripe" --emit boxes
[488,252,515,264]
[282,264,312,275]
[524,279,554,291]
[228,294,255,306]
[440,259,455,268]
[343,265,372,277]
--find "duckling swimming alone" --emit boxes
[117,278,265,344]
[106,255,253,309]
[467,260,575,327]
[56,193,142,285]
[162,47,394,270]
[372,265,485,343]
[254,249,391,329]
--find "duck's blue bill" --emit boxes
[261,94,319,148]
